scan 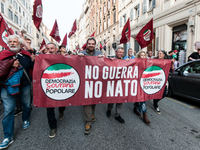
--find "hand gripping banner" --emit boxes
[33,55,171,108]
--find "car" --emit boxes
[167,60,200,102]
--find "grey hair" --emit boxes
[115,47,124,52]
[128,48,132,51]
[7,35,24,45]
[47,42,57,48]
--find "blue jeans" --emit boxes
[134,102,147,113]
[1,85,32,138]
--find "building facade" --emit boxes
[119,0,200,62]
[0,0,53,51]
[70,0,119,56]
[0,0,33,50]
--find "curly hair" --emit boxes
[136,51,146,58]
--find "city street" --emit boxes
[0,96,200,150]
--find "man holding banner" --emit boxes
[106,47,125,123]
[45,43,66,138]
[78,37,104,135]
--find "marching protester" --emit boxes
[0,35,34,149]
[188,48,200,61]
[123,48,135,60]
[38,46,48,54]
[133,51,150,124]
[153,50,174,114]
[147,50,153,59]
[168,51,173,59]
[14,33,36,117]
[78,37,104,135]
[45,43,66,138]
[59,45,67,55]
[106,47,125,124]
[173,50,178,60]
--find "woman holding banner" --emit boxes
[133,51,151,124]
[153,50,174,114]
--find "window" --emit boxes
[143,0,156,13]
[107,18,110,28]
[29,7,31,14]
[26,2,28,9]
[130,8,133,21]
[1,2,4,14]
[99,25,102,33]
[13,1,18,9]
[113,11,116,24]
[113,0,116,4]
[134,40,140,53]
[22,0,25,6]
[120,16,122,27]
[19,18,21,25]
[181,62,200,74]
[96,27,98,35]
[14,14,18,24]
[104,21,106,30]
[9,0,12,4]
[134,4,140,19]
[8,9,13,20]
[36,33,39,39]
[23,11,25,17]
[123,14,126,24]
[107,0,110,10]
[99,10,102,20]
[103,5,106,14]
[19,6,21,13]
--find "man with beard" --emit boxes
[14,36,35,117]
[0,35,34,149]
[45,43,66,139]
[123,48,135,60]
[106,47,125,123]
[78,37,104,135]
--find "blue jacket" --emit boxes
[5,67,24,95]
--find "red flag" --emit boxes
[72,20,77,34]
[50,20,61,43]
[90,32,95,37]
[120,18,131,44]
[40,39,46,49]
[33,0,43,30]
[81,32,95,50]
[68,20,77,38]
[0,13,14,49]
[61,33,67,46]
[82,43,87,50]
[136,18,153,49]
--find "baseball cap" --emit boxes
[174,50,178,53]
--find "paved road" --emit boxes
[0,96,200,150]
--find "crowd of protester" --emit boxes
[0,33,199,149]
